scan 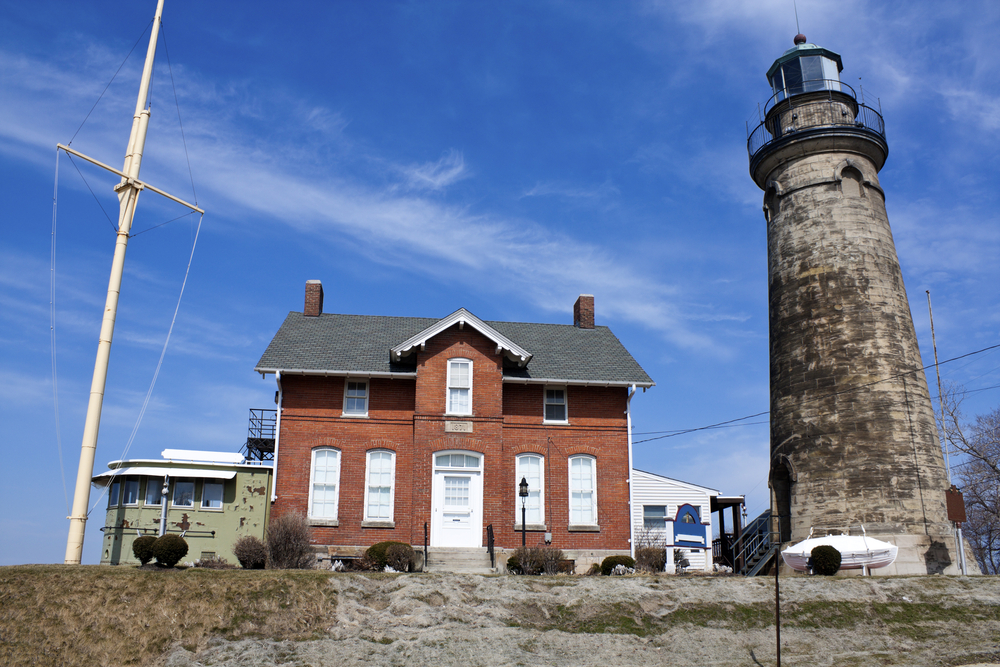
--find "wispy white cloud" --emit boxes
[522,179,620,200]
[400,149,468,191]
[2,47,730,351]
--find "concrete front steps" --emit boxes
[423,547,494,574]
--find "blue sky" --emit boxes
[2,1,998,565]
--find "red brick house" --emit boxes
[255,280,654,568]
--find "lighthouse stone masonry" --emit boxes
[747,35,975,574]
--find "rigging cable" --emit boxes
[88,212,206,516]
[68,19,153,147]
[51,148,69,514]
[162,24,199,206]
[65,154,119,234]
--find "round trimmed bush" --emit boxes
[364,541,413,571]
[151,534,189,568]
[811,545,842,576]
[233,535,267,569]
[600,555,635,576]
[132,535,157,565]
[385,542,415,572]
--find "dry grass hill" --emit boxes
[2,565,999,666]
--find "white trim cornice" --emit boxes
[502,376,654,388]
[390,308,532,367]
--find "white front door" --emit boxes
[431,451,483,547]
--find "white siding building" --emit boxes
[631,469,719,573]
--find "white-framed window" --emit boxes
[108,480,121,508]
[201,481,224,509]
[145,477,164,506]
[435,452,482,469]
[343,379,369,417]
[172,480,195,508]
[543,387,567,423]
[643,505,667,531]
[568,455,597,525]
[309,448,341,520]
[364,450,396,521]
[516,454,545,526]
[446,358,472,415]
[122,478,140,506]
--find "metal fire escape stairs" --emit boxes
[734,510,781,576]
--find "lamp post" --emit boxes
[519,477,529,547]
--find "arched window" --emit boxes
[568,455,597,526]
[309,448,341,520]
[516,454,545,526]
[364,450,396,522]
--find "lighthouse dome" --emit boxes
[766,36,844,101]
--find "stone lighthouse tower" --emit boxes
[748,35,967,574]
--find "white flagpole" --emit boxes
[65,0,166,565]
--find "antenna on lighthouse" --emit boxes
[62,0,204,565]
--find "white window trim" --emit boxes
[515,453,545,529]
[201,480,225,511]
[567,455,598,529]
[342,378,369,418]
[434,450,482,470]
[446,358,473,416]
[108,480,121,508]
[171,479,195,508]
[308,447,341,524]
[363,449,396,525]
[542,386,568,424]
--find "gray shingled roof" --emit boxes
[255,312,654,386]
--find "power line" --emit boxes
[633,342,1000,445]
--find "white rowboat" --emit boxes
[781,534,898,572]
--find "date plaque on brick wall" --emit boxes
[445,421,473,433]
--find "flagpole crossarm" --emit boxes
[56,144,204,215]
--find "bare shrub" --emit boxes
[635,547,666,573]
[233,535,267,569]
[266,513,315,569]
[634,528,667,573]
[196,555,235,570]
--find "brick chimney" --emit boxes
[574,294,594,329]
[304,280,324,317]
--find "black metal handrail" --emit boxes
[746,79,885,161]
[762,79,855,116]
[486,523,495,569]
[423,521,428,570]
